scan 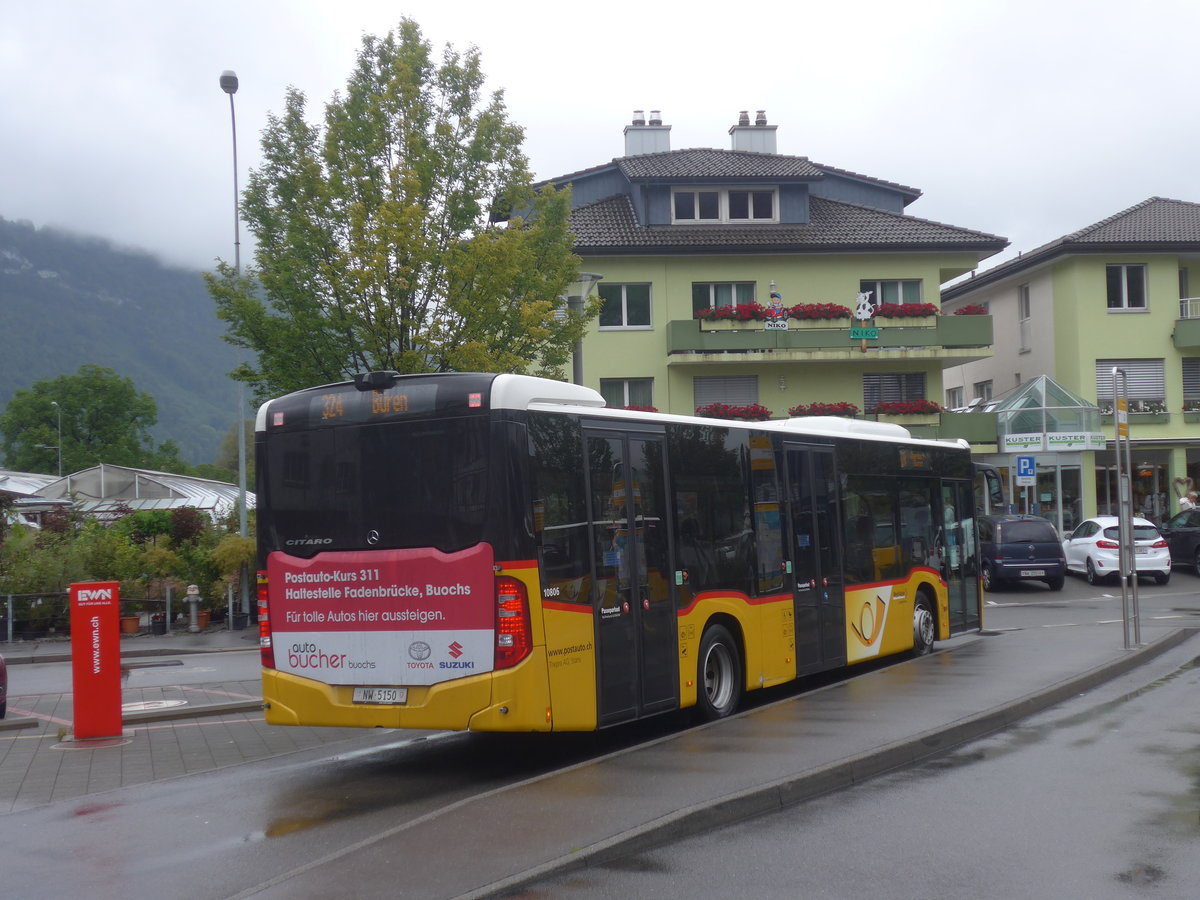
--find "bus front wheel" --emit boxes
[912,595,935,656]
[697,624,742,721]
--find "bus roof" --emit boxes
[256,372,966,452]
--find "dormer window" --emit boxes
[673,188,776,223]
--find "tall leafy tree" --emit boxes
[207,18,594,401]
[0,364,185,473]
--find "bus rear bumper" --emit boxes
[261,648,554,732]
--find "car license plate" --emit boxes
[1135,548,1150,556]
[352,687,407,705]
[1019,569,1045,577]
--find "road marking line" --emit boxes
[178,684,259,701]
[5,706,71,726]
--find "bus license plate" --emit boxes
[352,687,408,705]
[1019,569,1044,577]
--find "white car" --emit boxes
[1062,516,1171,585]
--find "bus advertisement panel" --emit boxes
[267,544,495,686]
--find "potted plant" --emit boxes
[120,606,142,634]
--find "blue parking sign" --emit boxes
[1016,455,1036,486]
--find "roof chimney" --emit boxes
[624,109,671,157]
[730,109,777,154]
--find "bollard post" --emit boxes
[186,583,201,633]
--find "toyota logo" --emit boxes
[408,641,431,661]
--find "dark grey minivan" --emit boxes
[977,514,1066,591]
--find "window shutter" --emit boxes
[1183,359,1200,398]
[693,376,758,409]
[863,373,926,408]
[1095,359,1164,400]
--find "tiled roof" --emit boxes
[538,148,919,198]
[1065,196,1200,243]
[943,197,1200,298]
[568,194,1007,254]
[617,148,826,180]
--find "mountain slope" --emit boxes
[0,217,241,465]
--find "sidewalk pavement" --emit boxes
[0,626,370,813]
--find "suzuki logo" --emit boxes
[448,641,464,659]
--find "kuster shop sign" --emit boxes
[1003,432,1106,452]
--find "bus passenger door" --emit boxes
[585,431,678,727]
[785,445,846,674]
[939,480,980,632]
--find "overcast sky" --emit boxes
[4,0,1197,274]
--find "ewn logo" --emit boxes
[78,588,114,602]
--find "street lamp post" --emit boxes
[221,70,249,618]
[50,400,62,476]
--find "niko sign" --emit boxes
[70,581,123,739]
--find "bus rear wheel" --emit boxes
[697,624,742,721]
[912,595,935,656]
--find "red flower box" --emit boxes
[788,302,852,321]
[871,302,940,319]
[695,402,773,421]
[871,400,943,415]
[788,401,861,416]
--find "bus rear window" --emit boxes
[260,417,490,554]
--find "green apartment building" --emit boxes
[537,111,1007,425]
[941,197,1200,531]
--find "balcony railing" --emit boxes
[1173,302,1200,348]
[665,314,993,359]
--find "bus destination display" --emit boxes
[301,383,439,428]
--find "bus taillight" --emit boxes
[495,576,531,669]
[257,570,275,669]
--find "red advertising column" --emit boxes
[70,581,123,739]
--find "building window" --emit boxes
[693,375,759,409]
[600,378,654,409]
[598,283,652,328]
[1106,264,1146,310]
[692,282,756,313]
[1018,284,1031,352]
[673,188,776,223]
[973,380,993,402]
[859,279,922,307]
[1184,359,1200,408]
[863,373,926,410]
[1096,359,1165,411]
[946,387,964,409]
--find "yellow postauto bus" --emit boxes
[255,372,981,732]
